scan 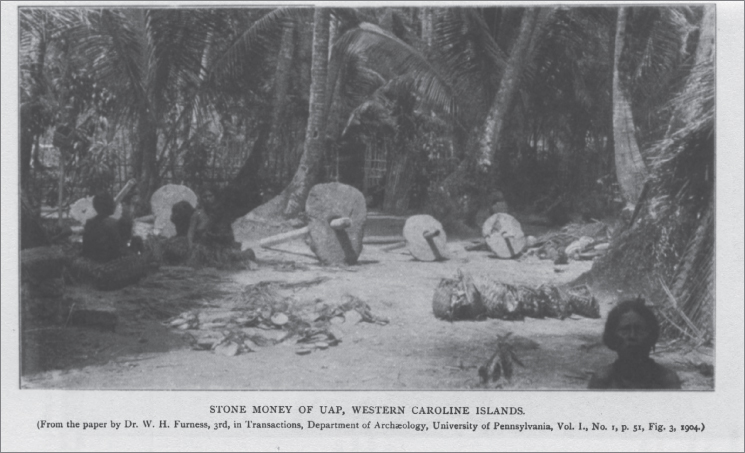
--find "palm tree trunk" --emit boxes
[21,31,48,190]
[268,21,296,152]
[220,20,295,222]
[420,8,433,47]
[328,15,338,60]
[382,146,414,214]
[134,110,159,215]
[282,8,330,218]
[20,113,35,191]
[612,7,648,206]
[220,117,270,222]
[475,7,539,170]
[57,147,66,227]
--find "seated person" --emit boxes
[171,200,196,237]
[588,297,681,389]
[78,192,152,290]
[81,192,129,263]
[159,200,195,265]
[188,187,235,248]
[187,187,255,268]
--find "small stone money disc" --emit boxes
[70,196,122,224]
[150,184,198,237]
[403,214,448,261]
[482,213,526,259]
[305,183,366,265]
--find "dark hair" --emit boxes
[199,185,223,217]
[92,192,116,217]
[602,297,660,351]
[171,200,195,236]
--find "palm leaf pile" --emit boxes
[531,220,613,261]
[165,281,388,357]
[432,268,599,321]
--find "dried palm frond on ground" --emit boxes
[164,280,388,357]
[561,285,600,319]
[433,269,599,321]
[532,220,613,261]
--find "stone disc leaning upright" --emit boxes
[69,196,122,225]
[305,183,366,265]
[482,213,526,259]
[150,184,198,237]
[403,214,448,261]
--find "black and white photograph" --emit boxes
[2,1,743,451]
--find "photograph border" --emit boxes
[2,1,742,451]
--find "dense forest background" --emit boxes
[19,6,715,339]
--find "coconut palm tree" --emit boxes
[323,7,569,223]
[73,8,227,213]
[19,9,90,192]
[208,7,333,220]
[586,4,715,340]
[280,8,332,217]
[474,7,546,170]
[612,7,649,207]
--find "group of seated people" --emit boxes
[81,186,252,272]
[169,187,254,267]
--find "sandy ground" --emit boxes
[20,217,714,390]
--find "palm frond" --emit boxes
[340,56,387,105]
[74,9,148,123]
[151,10,227,99]
[333,21,456,117]
[628,7,694,99]
[209,7,309,84]
[429,8,503,117]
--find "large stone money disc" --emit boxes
[403,214,448,261]
[150,184,198,237]
[482,213,526,259]
[69,196,122,224]
[305,183,366,265]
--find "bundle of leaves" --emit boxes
[533,220,613,260]
[432,269,484,320]
[433,269,600,321]
[476,279,599,320]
